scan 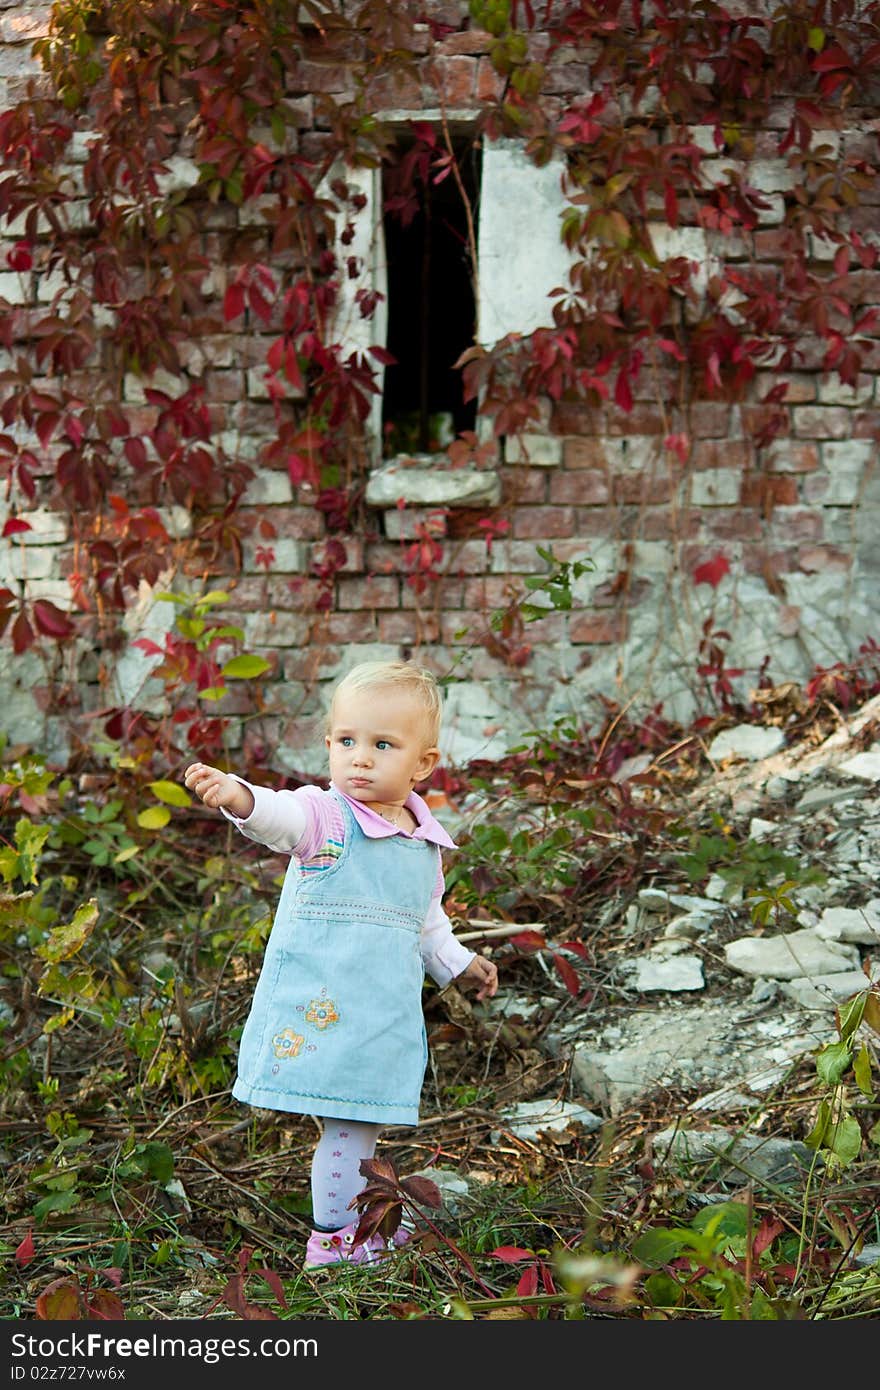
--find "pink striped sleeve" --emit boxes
[291,786,345,862]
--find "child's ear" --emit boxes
[415,746,441,782]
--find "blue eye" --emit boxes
[376,740,390,750]
[340,737,354,747]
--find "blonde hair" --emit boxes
[327,660,443,745]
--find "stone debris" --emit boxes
[477,691,880,1153]
[490,1098,603,1144]
[723,928,861,980]
[708,724,786,762]
[650,1125,816,1186]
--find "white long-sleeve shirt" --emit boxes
[223,778,475,989]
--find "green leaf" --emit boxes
[816,1039,851,1087]
[221,654,271,679]
[137,806,171,830]
[837,992,866,1043]
[132,1141,175,1186]
[644,1271,683,1308]
[198,686,228,701]
[631,1226,688,1265]
[33,1189,80,1223]
[148,780,192,808]
[826,1115,862,1167]
[807,26,825,51]
[36,899,99,963]
[853,1042,873,1097]
[691,1201,750,1238]
[805,1099,832,1151]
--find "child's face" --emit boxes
[325,686,440,808]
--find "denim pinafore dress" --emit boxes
[231,793,439,1126]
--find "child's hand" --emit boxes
[458,954,499,1001]
[184,763,253,818]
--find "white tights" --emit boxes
[309,1117,382,1230]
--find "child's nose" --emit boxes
[352,747,372,766]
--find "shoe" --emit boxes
[303,1219,409,1271]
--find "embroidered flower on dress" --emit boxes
[304,997,340,1029]
[272,1027,305,1059]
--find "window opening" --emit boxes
[381,131,481,458]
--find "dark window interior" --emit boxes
[381,131,481,457]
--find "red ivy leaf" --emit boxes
[33,600,75,639]
[35,1278,83,1321]
[517,1266,539,1297]
[551,950,581,997]
[86,1289,126,1321]
[509,930,547,952]
[490,1246,535,1263]
[11,609,34,654]
[2,517,32,536]
[6,241,33,271]
[223,283,246,321]
[693,554,731,588]
[15,1230,35,1268]
[399,1174,442,1208]
[252,1266,288,1310]
[614,370,633,412]
[124,437,148,469]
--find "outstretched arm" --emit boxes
[183,763,255,819]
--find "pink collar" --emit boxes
[331,783,456,849]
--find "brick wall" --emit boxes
[1,1,879,776]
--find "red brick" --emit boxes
[475,57,505,101]
[505,469,548,504]
[511,506,575,538]
[549,471,610,504]
[591,577,653,608]
[517,611,567,643]
[431,56,476,105]
[705,510,763,540]
[337,575,399,609]
[563,439,611,469]
[854,410,880,437]
[603,406,667,435]
[764,443,820,473]
[569,613,628,644]
[463,577,526,609]
[262,508,325,540]
[768,509,825,542]
[641,509,701,540]
[570,510,621,537]
[793,407,852,439]
[378,611,441,643]
[797,545,852,573]
[323,611,385,642]
[740,548,795,579]
[753,229,790,259]
[401,578,464,609]
[438,31,493,55]
[364,68,422,108]
[203,370,246,402]
[439,613,486,645]
[687,404,735,438]
[740,475,799,508]
[740,405,791,439]
[691,440,753,471]
[283,646,344,682]
[612,474,676,504]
